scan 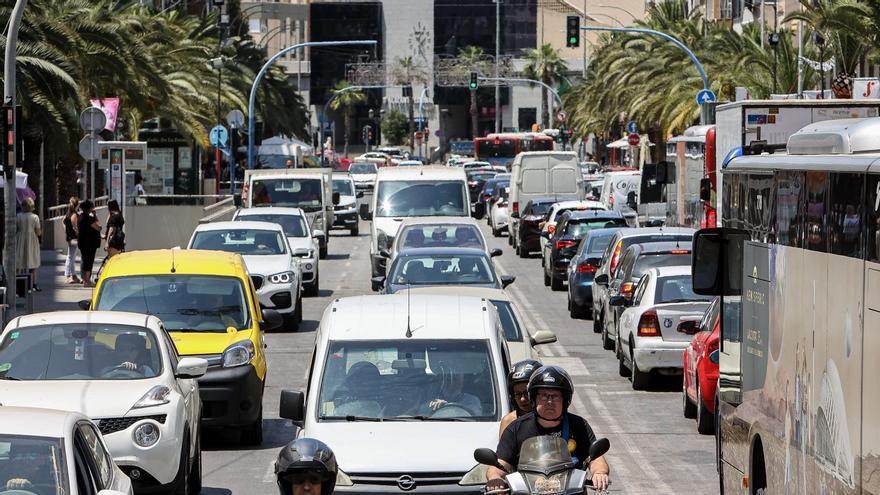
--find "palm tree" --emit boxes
[523,44,569,129]
[329,81,367,157]
[391,56,429,154]
[455,46,485,138]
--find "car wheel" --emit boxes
[173,438,191,495]
[240,408,263,446]
[350,225,359,236]
[293,290,303,325]
[618,348,631,377]
[492,225,500,237]
[601,322,614,350]
[305,273,319,297]
[630,345,652,390]
[508,233,513,246]
[570,300,586,319]
[593,313,603,334]
[696,377,715,434]
[683,373,697,419]
[543,266,551,286]
[518,242,528,258]
[189,430,202,494]
[550,271,564,291]
[319,245,328,259]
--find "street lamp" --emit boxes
[768,31,780,94]
[813,31,826,97]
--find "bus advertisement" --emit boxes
[474,132,554,168]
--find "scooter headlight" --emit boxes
[524,472,567,495]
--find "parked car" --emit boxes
[233,206,321,296]
[89,249,282,445]
[189,221,303,328]
[277,294,512,494]
[374,247,511,294]
[479,175,510,220]
[0,311,207,494]
[489,186,510,238]
[682,296,720,434]
[386,217,488,263]
[566,228,621,319]
[613,266,712,390]
[600,241,693,351]
[332,175,363,235]
[512,197,557,257]
[542,211,627,291]
[0,407,134,495]
[539,200,607,253]
[348,161,378,191]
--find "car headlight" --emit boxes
[269,271,295,284]
[133,422,160,447]
[132,385,171,409]
[336,468,354,487]
[222,340,256,368]
[459,464,489,485]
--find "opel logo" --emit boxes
[397,475,416,491]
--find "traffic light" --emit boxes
[469,72,478,90]
[566,16,580,48]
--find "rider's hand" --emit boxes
[7,478,33,490]
[591,473,609,491]
[429,399,448,411]
[120,361,138,370]
[485,478,509,494]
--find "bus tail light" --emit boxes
[638,311,661,337]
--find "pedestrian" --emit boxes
[134,173,146,196]
[104,199,125,258]
[77,199,102,287]
[63,196,81,284]
[15,198,42,292]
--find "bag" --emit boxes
[110,228,126,249]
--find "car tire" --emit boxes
[508,233,513,246]
[601,323,614,350]
[319,242,327,260]
[189,430,202,495]
[550,272,563,291]
[305,273,319,297]
[350,225,359,236]
[519,243,529,259]
[618,348,631,377]
[593,313,603,334]
[630,346,651,390]
[569,300,586,319]
[173,438,191,495]
[492,225,501,237]
[696,378,715,434]
[683,374,697,419]
[294,290,303,325]
[240,408,263,446]
[543,267,551,286]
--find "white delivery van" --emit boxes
[600,170,641,216]
[365,166,469,277]
[508,151,583,253]
[242,168,337,258]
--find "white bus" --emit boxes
[692,117,880,495]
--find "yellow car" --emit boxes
[86,249,281,445]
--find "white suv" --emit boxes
[278,294,511,494]
[0,311,207,494]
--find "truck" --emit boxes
[242,168,338,258]
[256,136,320,169]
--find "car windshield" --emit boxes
[398,225,484,250]
[655,275,712,304]
[349,163,376,174]
[235,214,308,238]
[467,171,496,182]
[528,202,553,216]
[390,254,495,286]
[191,229,287,255]
[586,232,617,255]
[491,300,523,342]
[565,218,627,236]
[633,253,691,278]
[318,339,498,421]
[0,435,68,495]
[252,178,323,209]
[376,180,467,217]
[0,324,162,380]
[95,275,251,332]
[333,179,354,196]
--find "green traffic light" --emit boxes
[569,37,577,43]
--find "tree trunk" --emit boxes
[541,88,549,129]
[343,109,350,157]
[408,89,416,156]
[470,89,478,138]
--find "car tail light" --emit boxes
[620,282,635,298]
[513,201,519,214]
[482,193,491,200]
[638,311,661,337]
[577,263,597,273]
[671,249,690,254]
[677,320,699,335]
[548,225,555,234]
[609,240,624,273]
[556,240,577,250]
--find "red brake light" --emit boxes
[620,282,635,296]
[512,202,519,214]
[556,240,577,250]
[548,225,555,234]
[638,311,661,337]
[609,241,623,272]
[671,250,690,254]
[577,263,597,273]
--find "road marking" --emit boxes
[540,356,590,375]
[262,459,276,483]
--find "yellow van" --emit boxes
[87,249,280,445]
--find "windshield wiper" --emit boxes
[384,415,473,422]
[177,308,200,315]
[321,415,384,422]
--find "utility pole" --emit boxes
[3,0,28,321]
[797,18,805,98]
[494,0,501,134]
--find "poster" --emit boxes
[146,147,174,195]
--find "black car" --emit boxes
[567,228,621,319]
[466,169,498,217]
[513,197,557,258]
[543,211,627,290]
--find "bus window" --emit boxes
[829,173,864,258]
[866,175,880,262]
[746,174,773,240]
[773,171,804,248]
[804,171,830,253]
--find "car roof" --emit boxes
[398,216,481,228]
[0,407,89,438]
[194,220,284,232]
[377,166,466,180]
[100,249,247,278]
[236,206,305,217]
[8,310,161,332]
[626,241,693,254]
[586,228,621,239]
[526,197,561,205]
[647,265,693,278]
[396,247,489,257]
[566,210,624,220]
[349,161,377,167]
[552,200,605,210]
[396,286,511,301]
[613,227,696,239]
[325,295,497,341]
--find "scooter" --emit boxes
[474,435,611,495]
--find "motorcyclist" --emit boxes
[276,438,338,495]
[486,365,610,492]
[498,359,542,435]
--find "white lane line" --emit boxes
[262,459,276,483]
[539,356,590,375]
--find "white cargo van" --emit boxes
[508,151,583,253]
[600,170,641,215]
[364,166,469,277]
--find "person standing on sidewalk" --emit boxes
[15,198,42,292]
[77,199,101,287]
[63,197,81,284]
[104,200,125,258]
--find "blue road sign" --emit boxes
[210,125,229,147]
[626,120,638,134]
[696,89,717,105]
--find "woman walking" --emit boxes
[15,198,42,292]
[63,197,81,283]
[104,200,125,258]
[77,199,102,287]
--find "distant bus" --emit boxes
[449,140,475,157]
[474,133,554,168]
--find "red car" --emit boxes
[682,296,720,434]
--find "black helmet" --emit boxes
[508,359,542,387]
[276,438,338,495]
[527,365,574,411]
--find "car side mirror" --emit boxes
[540,230,551,239]
[357,191,364,198]
[510,211,520,219]
[490,248,502,258]
[473,448,503,469]
[699,178,712,202]
[692,227,748,295]
[260,309,284,331]
[175,357,208,379]
[312,229,325,240]
[279,389,305,423]
[371,276,386,292]
[379,249,392,259]
[359,203,372,220]
[594,274,609,285]
[78,299,91,311]
[332,192,341,205]
[608,295,627,307]
[709,349,720,364]
[531,330,557,346]
[500,275,515,289]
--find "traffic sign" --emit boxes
[696,89,717,105]
[79,135,100,161]
[556,110,567,122]
[226,110,245,129]
[79,107,106,133]
[627,133,640,146]
[626,120,638,134]
[209,125,229,147]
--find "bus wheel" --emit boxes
[750,437,767,495]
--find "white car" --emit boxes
[278,294,511,493]
[613,266,713,390]
[0,407,133,495]
[539,200,608,253]
[348,162,378,191]
[388,216,490,262]
[397,160,424,167]
[462,161,491,170]
[0,311,208,494]
[233,207,321,296]
[489,186,510,237]
[189,221,303,328]
[355,152,392,168]
[332,175,361,235]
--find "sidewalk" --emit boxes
[17,249,106,314]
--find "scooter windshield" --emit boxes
[517,436,576,474]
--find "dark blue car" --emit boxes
[372,247,512,294]
[544,210,627,291]
[479,177,510,220]
[566,227,621,319]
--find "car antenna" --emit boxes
[405,281,413,338]
[170,249,176,273]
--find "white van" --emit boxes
[599,170,641,215]
[364,166,469,277]
[278,294,511,493]
[508,151,583,251]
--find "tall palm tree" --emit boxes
[523,44,568,128]
[391,56,429,154]
[329,81,367,157]
[455,46,485,138]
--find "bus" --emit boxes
[474,132,554,168]
[692,116,880,495]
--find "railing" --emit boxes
[48,195,109,220]
[132,194,232,206]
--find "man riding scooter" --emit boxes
[486,365,610,492]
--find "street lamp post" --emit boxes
[418,87,430,159]
[247,40,378,169]
[494,0,501,134]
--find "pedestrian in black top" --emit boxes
[77,199,102,287]
[62,197,81,284]
[104,200,125,257]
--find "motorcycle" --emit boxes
[474,436,611,495]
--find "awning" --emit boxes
[606,138,629,149]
